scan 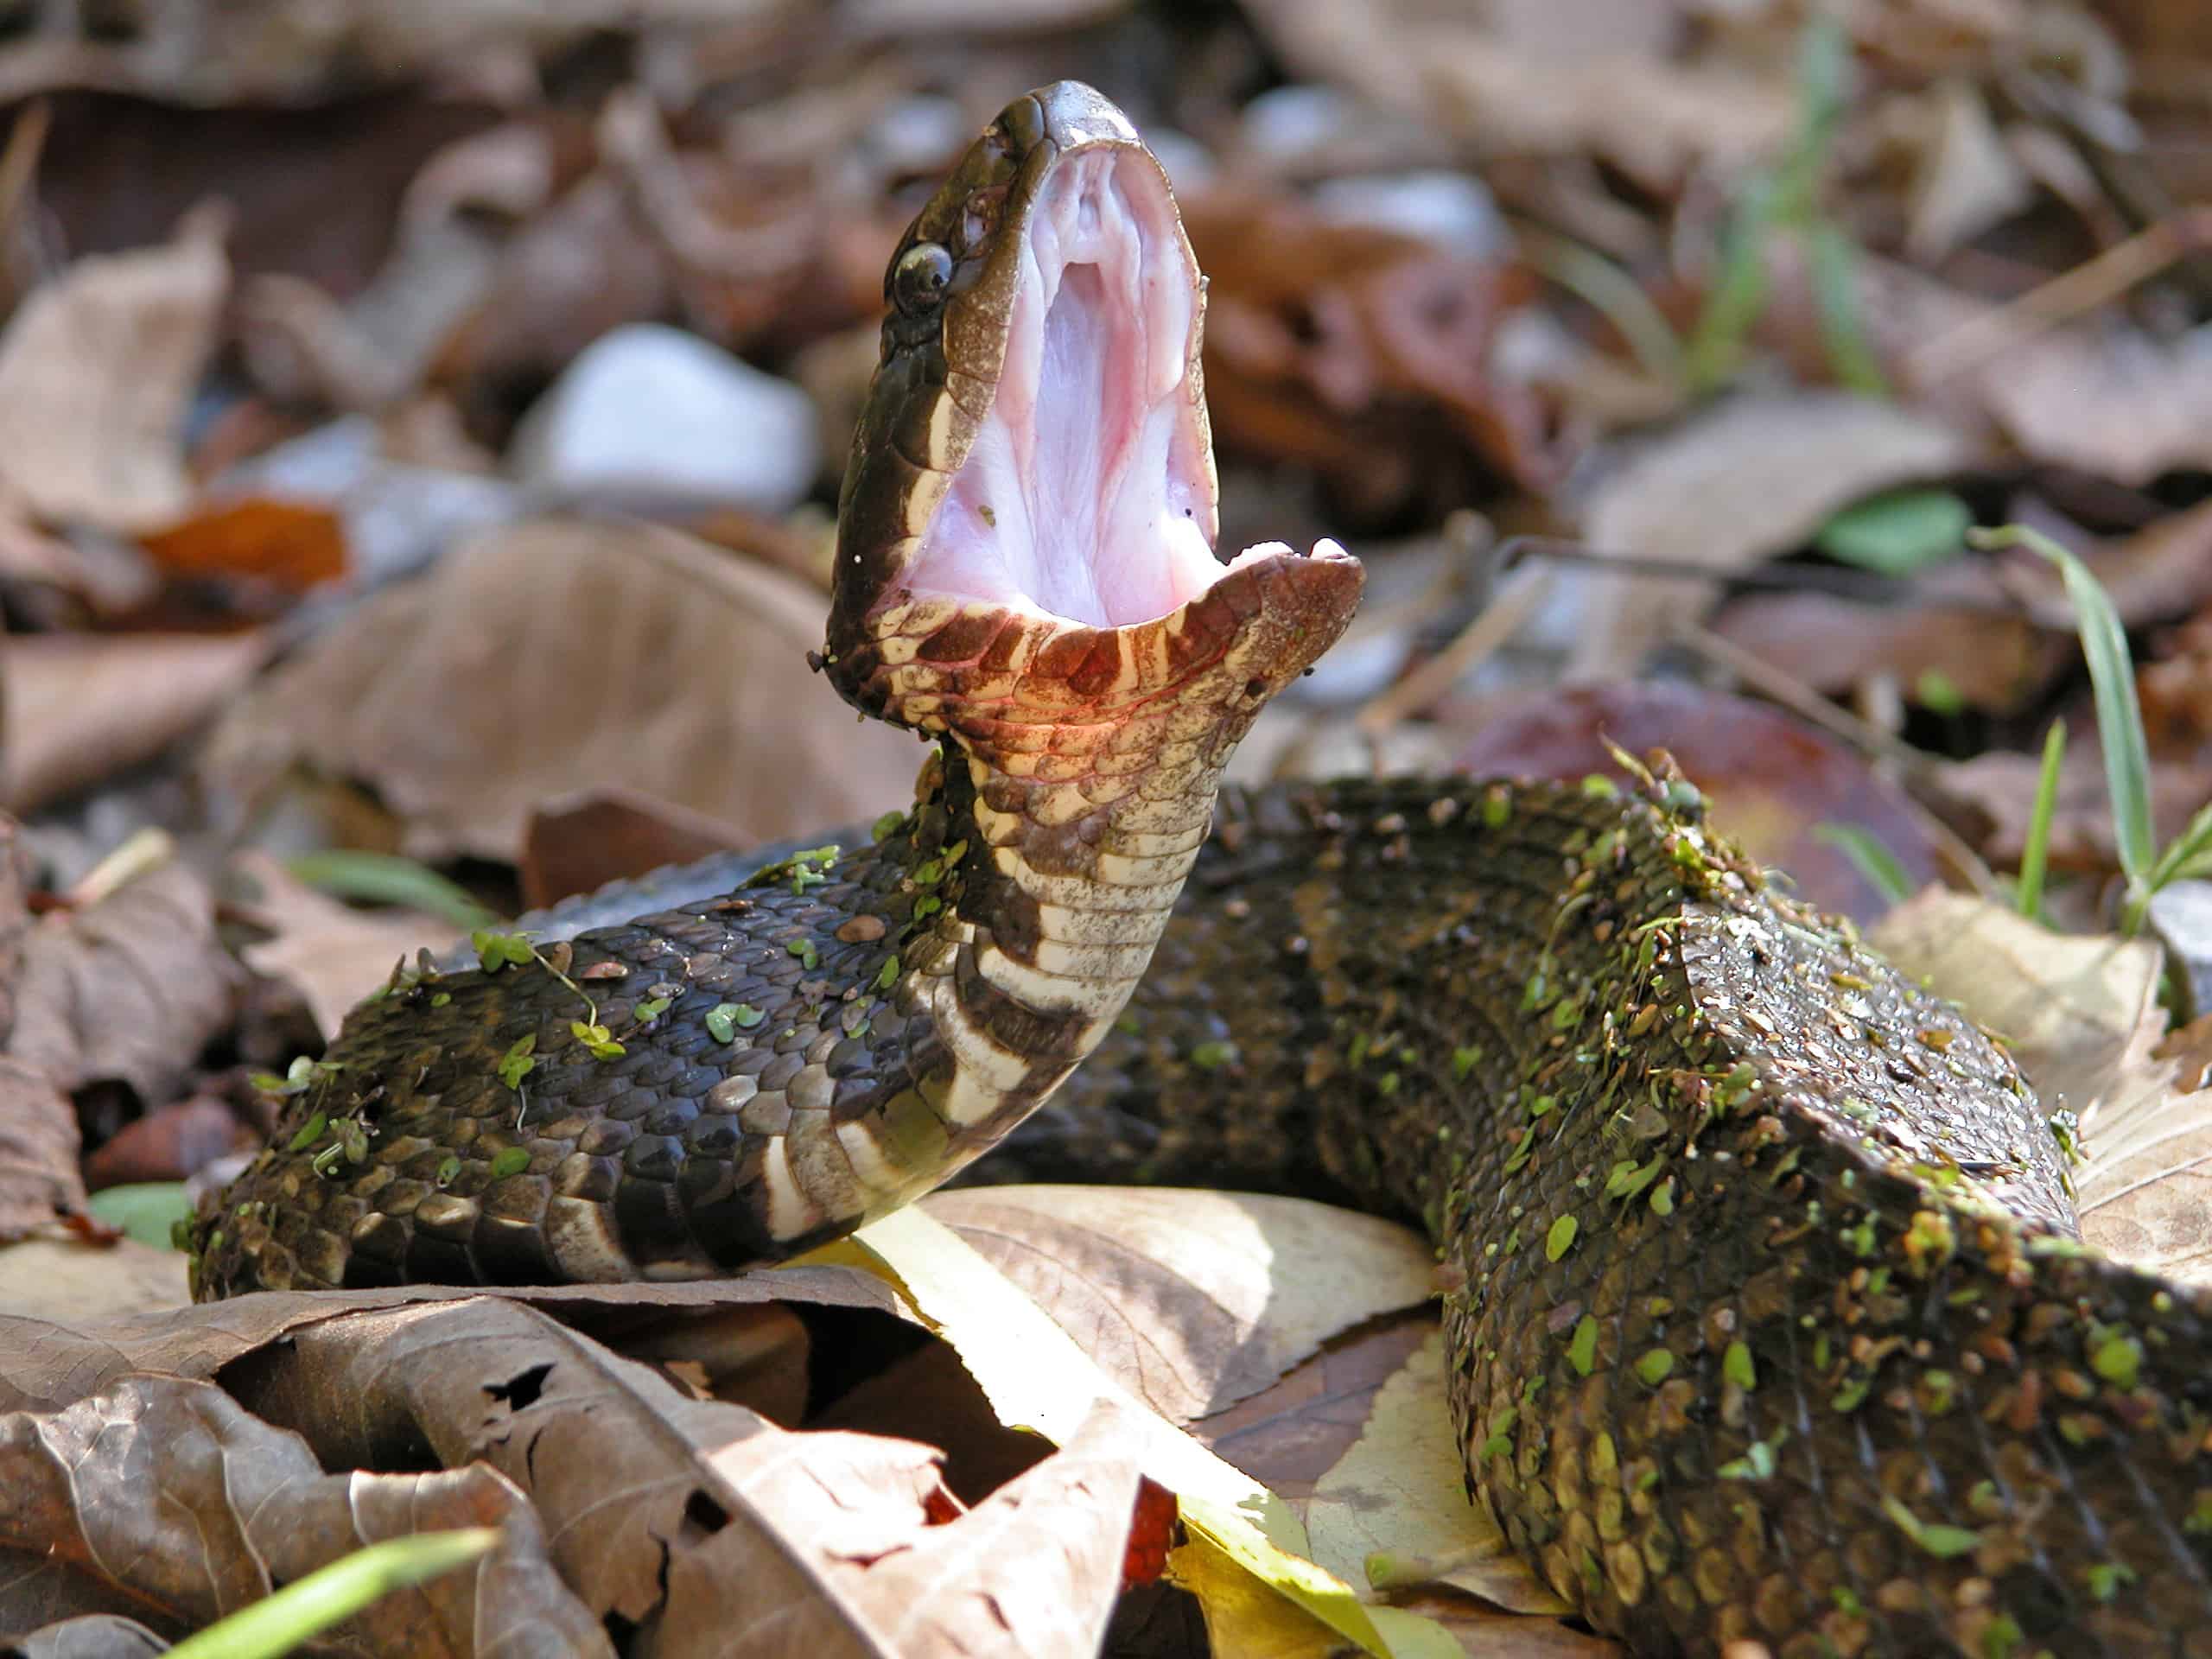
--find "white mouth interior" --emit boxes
[903,147,1236,629]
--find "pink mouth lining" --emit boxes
[901,146,1255,630]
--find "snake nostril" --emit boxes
[1244,677,1268,702]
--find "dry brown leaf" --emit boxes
[1,631,272,814]
[0,824,72,1243]
[0,1270,901,1416]
[222,1292,1127,1658]
[521,785,748,912]
[1896,79,2033,264]
[920,1185,1437,1425]
[1867,891,2212,1287]
[12,858,233,1108]
[0,208,226,532]
[229,850,455,1040]
[1565,391,1969,679]
[1942,728,2212,874]
[0,1060,85,1243]
[0,1372,606,1656]
[202,519,923,863]
[1706,560,2063,716]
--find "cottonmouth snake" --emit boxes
[191,84,2212,1657]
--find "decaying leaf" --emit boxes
[921,1185,1436,1423]
[201,519,923,863]
[218,1291,1128,1659]
[1565,391,1969,679]
[1,631,272,814]
[0,1372,606,1655]
[0,207,227,532]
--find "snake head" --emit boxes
[823,81,1362,774]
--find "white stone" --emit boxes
[509,324,822,513]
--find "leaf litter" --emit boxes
[9,3,2212,1654]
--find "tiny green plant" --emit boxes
[2014,720,2067,924]
[1685,14,1884,396]
[1966,525,2170,931]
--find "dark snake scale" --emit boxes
[193,84,2212,1658]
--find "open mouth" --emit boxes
[902,144,1325,630]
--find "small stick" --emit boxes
[1905,207,2212,386]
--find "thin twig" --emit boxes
[1905,207,2212,386]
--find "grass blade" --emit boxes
[285,850,504,931]
[1813,823,1913,908]
[1967,524,2156,907]
[163,1528,500,1659]
[2015,720,2066,922]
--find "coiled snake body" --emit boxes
[194,84,2212,1657]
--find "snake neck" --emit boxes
[868,707,1238,1198]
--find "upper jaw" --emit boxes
[902,138,1222,632]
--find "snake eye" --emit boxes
[891,242,955,316]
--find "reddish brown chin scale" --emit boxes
[822,549,1363,754]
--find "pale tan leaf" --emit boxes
[229,849,453,1039]
[0,1237,188,1323]
[1,632,272,814]
[1306,1332,1566,1617]
[0,208,226,532]
[1869,889,2212,1287]
[1566,392,1968,680]
[920,1185,1436,1423]
[202,518,923,862]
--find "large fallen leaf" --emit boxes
[0,1270,900,1415]
[203,519,922,862]
[1868,889,2212,1287]
[1,632,272,814]
[219,1292,1131,1658]
[0,1373,605,1655]
[830,1206,1457,1659]
[1563,391,1969,679]
[1446,682,1972,922]
[920,1185,1436,1424]
[0,208,226,532]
